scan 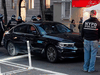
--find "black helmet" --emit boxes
[0,14,3,19]
[37,15,41,18]
[11,15,16,19]
[31,16,36,20]
[18,16,22,20]
[31,16,37,21]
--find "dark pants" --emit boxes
[0,31,4,45]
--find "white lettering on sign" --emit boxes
[85,22,97,29]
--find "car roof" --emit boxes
[9,21,63,31]
[27,21,62,26]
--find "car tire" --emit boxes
[46,45,58,63]
[7,42,18,56]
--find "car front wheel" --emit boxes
[7,42,18,56]
[46,45,58,63]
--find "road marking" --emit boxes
[0,54,28,62]
[33,67,68,75]
[0,52,68,75]
[0,61,28,68]
[2,68,32,75]
[0,62,26,69]
[0,55,68,75]
[96,56,100,58]
[1,55,100,75]
[0,61,68,75]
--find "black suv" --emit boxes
[4,22,83,62]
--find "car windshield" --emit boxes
[37,23,71,35]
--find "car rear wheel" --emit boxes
[7,42,18,56]
[46,45,58,63]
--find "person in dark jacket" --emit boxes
[78,17,83,34]
[17,16,24,24]
[0,14,5,46]
[7,15,17,29]
[81,10,100,72]
[37,15,42,21]
[31,16,37,22]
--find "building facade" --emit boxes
[53,0,86,32]
[0,0,60,22]
[0,0,41,22]
[0,0,93,32]
[53,0,100,32]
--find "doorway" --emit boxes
[21,0,26,21]
[17,0,26,21]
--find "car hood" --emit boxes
[43,32,83,43]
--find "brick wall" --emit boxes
[26,0,41,21]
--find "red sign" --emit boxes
[72,0,100,7]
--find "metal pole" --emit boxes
[70,0,72,21]
[27,41,33,69]
[0,66,2,75]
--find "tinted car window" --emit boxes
[14,25,28,33]
[37,23,71,35]
[56,24,71,33]
[27,25,37,34]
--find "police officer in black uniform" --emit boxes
[7,15,17,29]
[31,16,37,22]
[0,14,5,46]
[37,15,42,22]
[17,16,24,24]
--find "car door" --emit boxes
[25,24,45,54]
[12,24,28,51]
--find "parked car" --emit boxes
[3,22,84,62]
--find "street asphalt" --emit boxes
[0,47,100,75]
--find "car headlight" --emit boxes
[58,42,74,48]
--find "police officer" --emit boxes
[7,15,17,29]
[0,14,5,46]
[78,17,83,34]
[31,16,37,22]
[17,16,24,24]
[81,10,100,72]
[37,15,42,21]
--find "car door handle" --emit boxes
[13,37,17,39]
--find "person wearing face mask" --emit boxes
[81,10,100,73]
[37,15,42,22]
[31,16,37,22]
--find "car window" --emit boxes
[56,24,71,33]
[27,25,37,34]
[37,23,71,35]
[14,25,28,33]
